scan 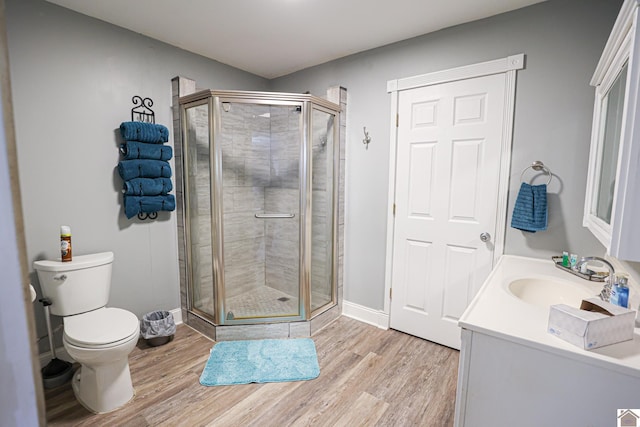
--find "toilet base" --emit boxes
[64,330,139,414]
[71,361,135,414]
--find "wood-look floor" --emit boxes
[45,316,459,426]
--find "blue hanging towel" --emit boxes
[123,177,173,196]
[118,160,172,180]
[120,141,173,161]
[511,183,548,232]
[124,194,176,219]
[120,121,169,143]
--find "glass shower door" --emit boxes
[218,101,303,321]
[183,101,215,318]
[310,108,336,312]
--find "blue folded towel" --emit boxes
[120,141,173,161]
[120,121,169,143]
[124,194,176,219]
[511,183,548,232]
[123,178,173,196]
[118,160,172,181]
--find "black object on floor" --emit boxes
[40,297,74,389]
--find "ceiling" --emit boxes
[46,0,546,79]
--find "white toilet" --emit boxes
[34,251,140,414]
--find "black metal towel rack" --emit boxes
[130,95,157,220]
[131,95,155,124]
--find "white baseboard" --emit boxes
[342,300,389,330]
[170,307,183,325]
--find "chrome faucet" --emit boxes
[575,256,616,302]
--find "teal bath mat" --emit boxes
[199,338,320,386]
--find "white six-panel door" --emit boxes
[389,73,507,350]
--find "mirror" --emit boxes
[592,63,627,224]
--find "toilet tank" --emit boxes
[33,252,114,316]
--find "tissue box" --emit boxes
[548,297,635,350]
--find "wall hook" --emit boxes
[363,127,371,150]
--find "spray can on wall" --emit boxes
[60,226,72,262]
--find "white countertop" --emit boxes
[459,255,640,378]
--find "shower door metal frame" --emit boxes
[179,89,340,326]
[180,96,219,323]
[213,94,308,325]
[308,103,340,317]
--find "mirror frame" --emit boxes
[584,38,630,247]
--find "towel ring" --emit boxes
[520,160,552,186]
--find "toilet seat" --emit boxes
[64,307,139,349]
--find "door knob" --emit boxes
[480,232,491,242]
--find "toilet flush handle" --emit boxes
[54,274,67,281]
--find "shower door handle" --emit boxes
[254,213,295,219]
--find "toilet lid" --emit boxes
[64,307,139,347]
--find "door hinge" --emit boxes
[390,288,393,300]
[393,203,396,215]
[396,113,399,127]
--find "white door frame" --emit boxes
[383,54,525,320]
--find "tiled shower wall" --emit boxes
[220,103,301,300]
[263,106,301,298]
[187,105,214,313]
[220,103,269,299]
[310,109,333,310]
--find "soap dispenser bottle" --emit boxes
[610,274,629,308]
[616,274,630,309]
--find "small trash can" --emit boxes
[141,310,176,347]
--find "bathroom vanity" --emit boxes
[454,256,640,427]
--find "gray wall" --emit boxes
[272,0,622,310]
[6,0,269,351]
[5,0,629,336]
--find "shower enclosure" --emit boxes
[179,90,340,327]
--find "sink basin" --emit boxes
[508,278,594,308]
